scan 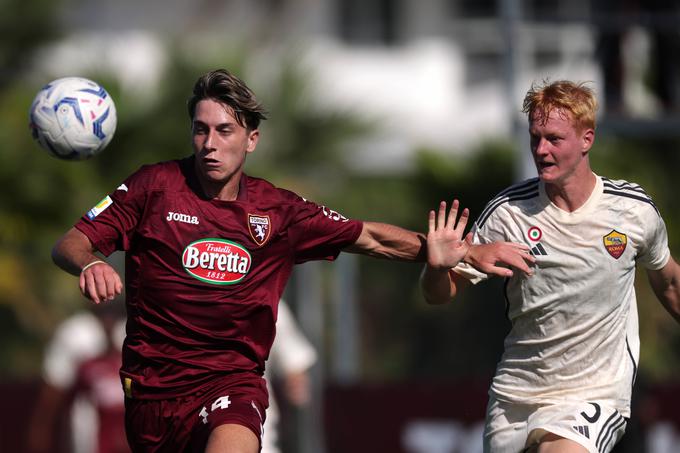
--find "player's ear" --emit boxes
[246,129,259,153]
[581,128,594,154]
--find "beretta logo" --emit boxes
[182,238,252,285]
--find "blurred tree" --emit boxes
[0,0,64,88]
[345,142,519,380]
[248,58,375,200]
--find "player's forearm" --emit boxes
[659,278,680,324]
[52,227,101,276]
[660,263,680,324]
[344,221,427,261]
[420,265,457,304]
[649,257,680,324]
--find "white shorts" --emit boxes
[483,395,627,453]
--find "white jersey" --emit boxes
[456,174,670,417]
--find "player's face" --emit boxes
[191,98,259,187]
[528,109,594,187]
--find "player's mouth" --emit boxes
[202,157,222,168]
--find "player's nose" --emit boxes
[203,130,217,150]
[533,137,550,156]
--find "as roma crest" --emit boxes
[603,230,627,259]
[248,214,271,246]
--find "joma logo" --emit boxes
[167,211,200,225]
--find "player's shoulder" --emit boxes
[244,174,306,205]
[476,178,541,228]
[124,157,189,192]
[131,157,186,183]
[600,175,660,215]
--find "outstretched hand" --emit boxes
[426,200,471,270]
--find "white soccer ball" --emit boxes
[29,77,117,160]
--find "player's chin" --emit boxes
[199,166,227,180]
[536,167,558,182]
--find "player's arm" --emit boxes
[344,200,534,269]
[342,222,428,261]
[420,267,471,305]
[647,256,680,324]
[52,227,122,304]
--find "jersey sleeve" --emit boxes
[74,166,150,256]
[286,196,363,263]
[637,206,671,270]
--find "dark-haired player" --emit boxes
[52,69,534,453]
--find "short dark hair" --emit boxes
[187,69,268,130]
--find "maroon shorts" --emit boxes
[124,372,268,453]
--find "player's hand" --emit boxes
[426,200,471,270]
[464,240,535,278]
[78,260,123,304]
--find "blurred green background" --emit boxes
[2,0,680,451]
[3,0,679,383]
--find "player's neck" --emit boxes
[545,170,597,212]
[199,174,241,201]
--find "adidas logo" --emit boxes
[573,425,590,438]
[530,243,548,256]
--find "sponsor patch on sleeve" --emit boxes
[87,195,113,220]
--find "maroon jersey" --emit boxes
[75,157,363,399]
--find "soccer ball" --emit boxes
[29,77,117,160]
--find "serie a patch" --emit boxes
[87,195,113,219]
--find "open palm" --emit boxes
[427,200,471,270]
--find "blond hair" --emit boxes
[522,80,598,131]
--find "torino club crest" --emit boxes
[248,214,271,246]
